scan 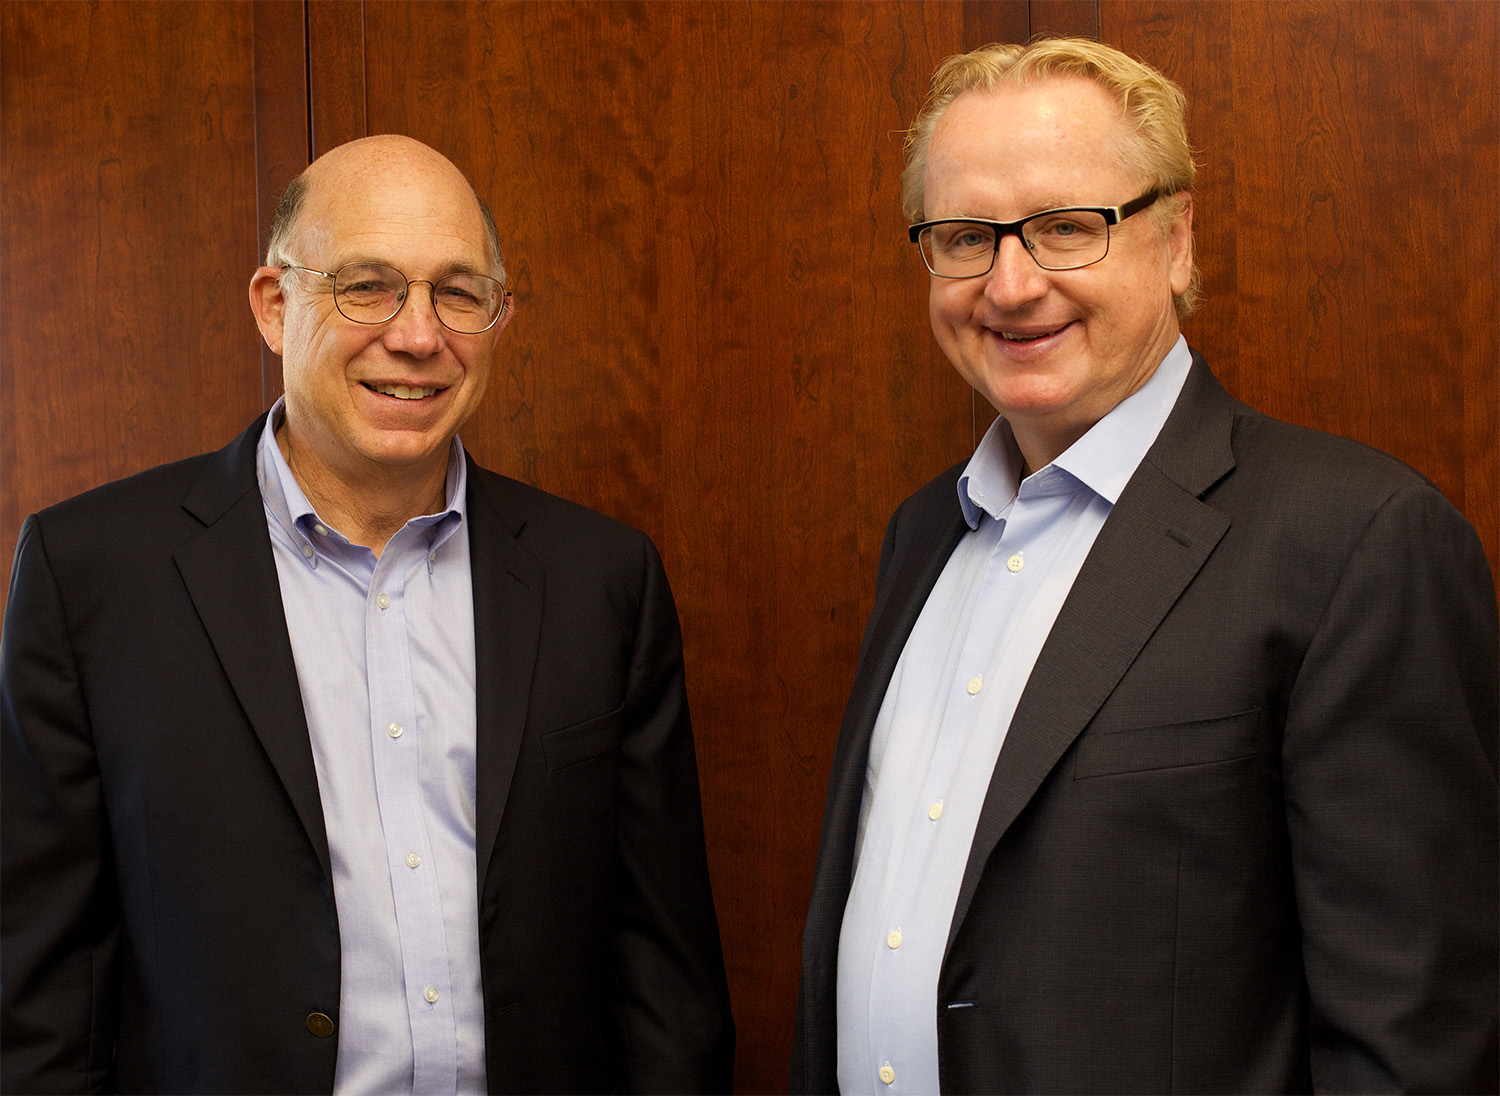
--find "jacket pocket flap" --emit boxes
[540,707,624,772]
[1073,709,1261,780]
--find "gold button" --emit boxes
[405,852,421,868]
[1007,552,1024,573]
[387,722,403,738]
[306,1012,335,1038]
[967,676,982,695]
[928,801,943,821]
[887,929,902,949]
[301,544,315,559]
[424,986,439,1003]
[879,1064,896,1085]
[377,593,391,609]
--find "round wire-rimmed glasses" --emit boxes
[908,189,1161,277]
[282,262,509,333]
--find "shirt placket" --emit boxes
[367,534,459,1096]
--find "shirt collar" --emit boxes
[256,397,469,567]
[958,336,1194,528]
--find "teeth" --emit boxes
[1001,331,1048,342]
[374,384,437,399]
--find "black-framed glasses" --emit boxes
[282,262,509,334]
[908,189,1161,277]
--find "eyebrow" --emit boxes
[337,256,491,278]
[942,198,1086,222]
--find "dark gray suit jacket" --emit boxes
[1,416,734,1094]
[794,353,1498,1093]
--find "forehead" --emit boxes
[925,76,1134,215]
[296,153,491,272]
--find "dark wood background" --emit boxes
[3,2,1495,1091]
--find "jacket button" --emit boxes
[306,1012,335,1038]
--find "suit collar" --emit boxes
[174,415,334,880]
[463,464,544,887]
[174,427,549,891]
[947,349,1238,946]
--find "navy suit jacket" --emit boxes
[2,416,734,1094]
[794,353,1498,1093]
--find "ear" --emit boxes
[248,267,289,355]
[1166,192,1194,298]
[486,293,516,350]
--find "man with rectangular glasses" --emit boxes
[2,134,734,1095]
[795,37,1497,1095]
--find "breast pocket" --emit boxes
[1072,708,1263,780]
[540,706,624,772]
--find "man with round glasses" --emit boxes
[2,135,733,1094]
[795,37,1496,1095]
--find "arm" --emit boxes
[1,516,120,1095]
[608,534,734,1094]
[1284,485,1499,1092]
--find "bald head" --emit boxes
[265,135,505,284]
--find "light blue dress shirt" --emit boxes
[837,339,1193,1095]
[257,400,486,1096]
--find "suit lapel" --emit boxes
[464,467,544,889]
[174,419,333,880]
[806,475,969,956]
[947,355,1240,947]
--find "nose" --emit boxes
[982,233,1049,309]
[382,281,446,358]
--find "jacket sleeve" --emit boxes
[608,533,735,1093]
[1,515,120,1095]
[1283,483,1499,1092]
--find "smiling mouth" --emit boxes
[999,324,1069,343]
[367,383,439,400]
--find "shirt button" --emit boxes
[387,721,403,739]
[879,1064,895,1085]
[314,524,328,536]
[377,593,391,609]
[405,852,421,869]
[423,986,439,1004]
[928,801,943,821]
[887,929,902,949]
[301,544,314,559]
[967,675,982,696]
[1007,552,1025,573]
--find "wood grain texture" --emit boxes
[307,0,365,155]
[252,0,310,406]
[0,0,264,615]
[4,3,1489,1092]
[1029,0,1099,41]
[353,5,982,1087]
[1105,0,1498,586]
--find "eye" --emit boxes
[933,223,995,252]
[437,284,482,305]
[1028,213,1106,245]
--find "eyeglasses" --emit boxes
[908,189,1161,277]
[282,262,509,334]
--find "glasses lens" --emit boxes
[920,223,999,277]
[1023,210,1110,270]
[433,273,504,334]
[333,264,406,323]
[331,264,504,332]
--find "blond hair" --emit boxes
[903,38,1200,317]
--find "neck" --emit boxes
[275,422,448,557]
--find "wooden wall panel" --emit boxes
[1104,0,1499,586]
[354,4,985,1088]
[4,2,1491,1093]
[252,0,311,405]
[0,0,266,616]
